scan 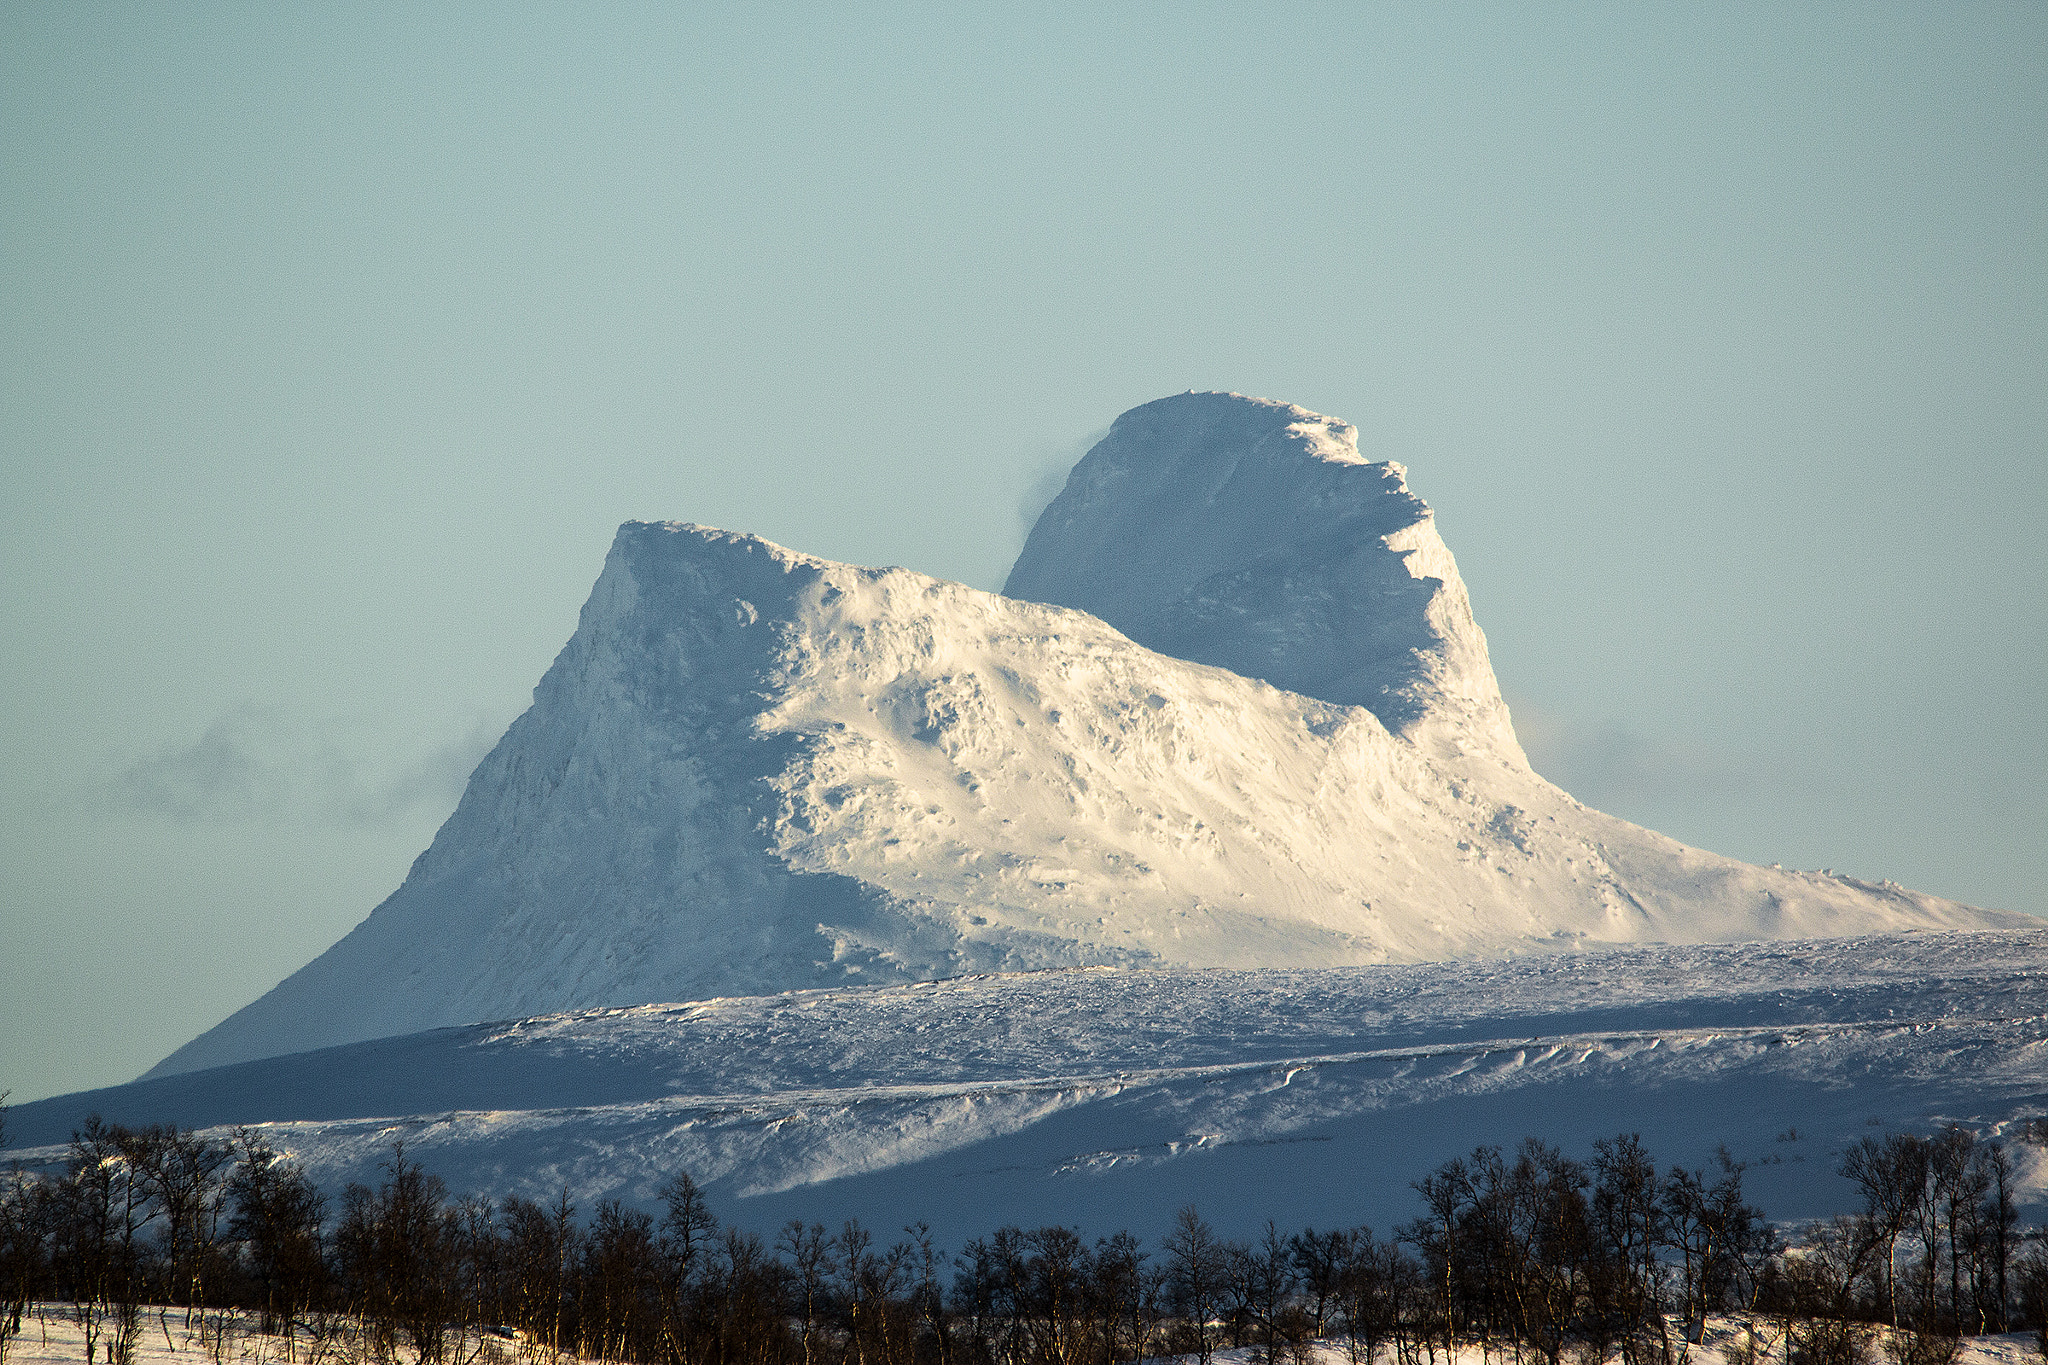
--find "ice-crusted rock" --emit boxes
[1007,392,1524,761]
[153,494,2025,1076]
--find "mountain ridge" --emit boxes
[148,394,2028,1078]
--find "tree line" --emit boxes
[2,1104,2046,1365]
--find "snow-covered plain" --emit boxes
[10,1309,2041,1365]
[0,1307,528,1365]
[150,394,2025,1077]
[13,931,2047,1245]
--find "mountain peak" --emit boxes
[1137,391,1372,465]
[1006,392,1522,761]
[144,395,2026,1077]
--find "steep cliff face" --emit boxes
[1006,392,1524,761]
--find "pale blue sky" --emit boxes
[4,2,2043,1104]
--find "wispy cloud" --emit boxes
[1014,428,1108,545]
[1508,697,1758,810]
[102,707,503,827]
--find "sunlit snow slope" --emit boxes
[150,393,2027,1077]
[23,933,2048,1243]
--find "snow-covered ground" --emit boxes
[5,1310,2040,1365]
[0,1308,522,1365]
[1202,1330,2048,1365]
[12,930,2047,1245]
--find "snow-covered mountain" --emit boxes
[149,392,2026,1077]
[21,932,2048,1242]
[1007,393,1522,760]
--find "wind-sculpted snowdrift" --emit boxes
[18,933,2048,1243]
[152,393,2027,1077]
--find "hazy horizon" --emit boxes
[3,2,2042,1104]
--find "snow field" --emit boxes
[15,931,2048,1245]
[6,1310,2042,1365]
